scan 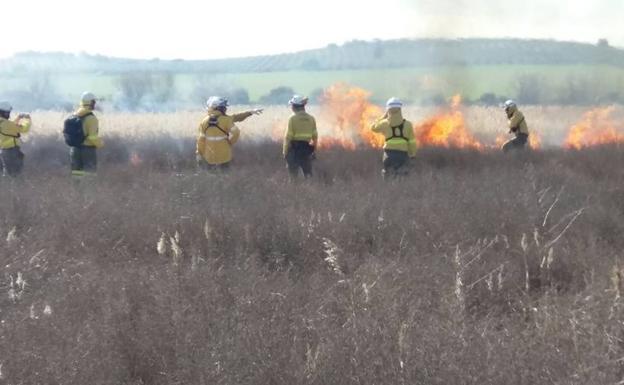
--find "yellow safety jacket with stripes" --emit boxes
[283,111,318,156]
[75,106,103,148]
[196,109,255,165]
[0,116,31,150]
[371,111,417,157]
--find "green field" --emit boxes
[2,64,624,105]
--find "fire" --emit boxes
[415,95,483,149]
[319,83,385,149]
[564,107,624,149]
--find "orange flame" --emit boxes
[319,83,385,149]
[415,95,483,149]
[564,107,624,149]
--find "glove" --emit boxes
[251,108,264,115]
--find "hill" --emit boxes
[1,38,623,75]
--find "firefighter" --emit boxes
[68,92,103,179]
[0,101,31,177]
[196,96,262,171]
[501,100,530,152]
[371,98,417,179]
[283,95,318,180]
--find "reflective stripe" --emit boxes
[71,170,96,177]
[386,138,409,145]
[202,135,229,142]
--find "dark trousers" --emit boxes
[382,150,409,180]
[197,160,230,173]
[0,147,24,177]
[70,146,97,176]
[286,141,314,179]
[502,133,529,153]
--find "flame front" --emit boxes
[319,83,385,149]
[415,95,483,150]
[564,107,624,149]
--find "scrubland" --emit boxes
[1,107,624,384]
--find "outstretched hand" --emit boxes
[251,108,264,115]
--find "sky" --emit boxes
[3,0,623,60]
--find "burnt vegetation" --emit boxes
[2,137,624,384]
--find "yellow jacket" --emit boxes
[196,109,254,165]
[371,110,417,157]
[0,116,31,149]
[75,106,103,148]
[283,111,318,156]
[507,107,529,136]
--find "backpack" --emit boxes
[386,120,408,142]
[63,113,92,147]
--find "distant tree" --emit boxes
[259,86,296,105]
[115,72,176,110]
[151,72,176,104]
[116,72,153,110]
[228,88,251,105]
[597,38,610,48]
[514,74,543,104]
[478,93,501,106]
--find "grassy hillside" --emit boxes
[2,38,623,74]
[2,38,624,109]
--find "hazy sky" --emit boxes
[3,0,622,59]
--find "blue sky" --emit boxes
[3,0,622,59]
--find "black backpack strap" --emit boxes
[207,116,229,137]
[386,120,408,142]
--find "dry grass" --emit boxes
[27,105,606,148]
[2,110,624,384]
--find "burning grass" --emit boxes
[564,107,624,149]
[414,95,484,150]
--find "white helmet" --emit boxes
[206,96,229,109]
[386,97,403,109]
[0,101,13,113]
[502,100,516,110]
[289,95,308,107]
[81,92,97,104]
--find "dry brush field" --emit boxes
[2,106,624,384]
